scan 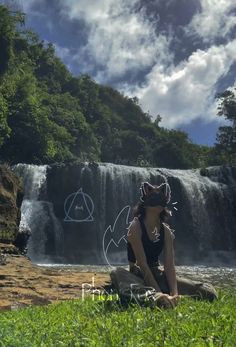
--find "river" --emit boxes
[37,264,236,291]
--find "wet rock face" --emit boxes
[0,165,24,243]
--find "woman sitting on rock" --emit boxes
[110,181,217,308]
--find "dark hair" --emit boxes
[133,201,171,222]
[133,201,146,219]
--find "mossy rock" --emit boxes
[0,165,23,244]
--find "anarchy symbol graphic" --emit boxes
[64,188,94,222]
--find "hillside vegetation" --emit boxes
[0,5,235,168]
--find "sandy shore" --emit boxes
[0,244,111,311]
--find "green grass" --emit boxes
[0,290,235,347]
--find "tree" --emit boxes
[116,130,149,164]
[215,88,236,165]
[66,75,100,123]
[0,94,11,147]
[0,4,217,169]
[215,126,236,165]
[0,6,24,75]
[217,89,236,124]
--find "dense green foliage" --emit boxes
[215,89,236,165]
[0,5,233,168]
[0,291,235,346]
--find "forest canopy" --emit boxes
[0,5,235,168]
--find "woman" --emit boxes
[110,181,218,308]
[127,181,179,308]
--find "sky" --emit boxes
[1,0,236,146]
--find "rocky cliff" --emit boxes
[0,165,23,244]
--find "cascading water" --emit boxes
[13,162,236,265]
[13,164,64,263]
[159,167,236,262]
[46,162,173,265]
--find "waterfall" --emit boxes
[14,162,236,265]
[13,164,64,263]
[159,167,236,262]
[47,163,236,265]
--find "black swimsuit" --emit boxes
[127,216,165,267]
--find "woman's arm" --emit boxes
[127,218,162,292]
[163,224,178,296]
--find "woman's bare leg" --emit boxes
[150,267,218,301]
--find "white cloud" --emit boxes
[123,40,236,128]
[56,0,236,128]
[54,43,74,68]
[62,0,111,22]
[187,0,236,42]
[59,0,172,82]
[16,0,41,13]
[12,0,236,132]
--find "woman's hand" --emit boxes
[168,294,181,306]
[152,292,181,308]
